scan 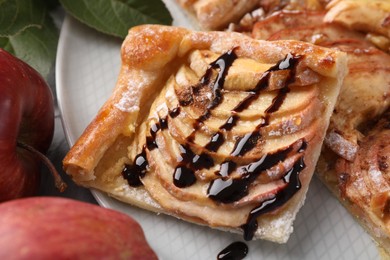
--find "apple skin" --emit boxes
[0,197,158,259]
[0,49,54,201]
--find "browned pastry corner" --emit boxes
[63,25,347,243]
[242,3,390,256]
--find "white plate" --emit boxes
[56,2,379,259]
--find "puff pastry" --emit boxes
[246,7,390,255]
[63,25,347,243]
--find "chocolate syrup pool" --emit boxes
[217,241,248,260]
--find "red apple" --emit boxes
[0,197,158,259]
[0,49,65,201]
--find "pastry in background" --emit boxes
[243,4,390,256]
[227,0,330,33]
[175,0,259,30]
[322,110,390,258]
[325,0,390,52]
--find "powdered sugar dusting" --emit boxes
[256,211,294,243]
[325,131,358,161]
[369,166,382,186]
[255,192,307,243]
[114,70,151,112]
[368,165,389,192]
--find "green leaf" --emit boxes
[121,0,172,24]
[46,0,60,9]
[0,0,45,37]
[59,0,173,39]
[0,37,14,53]
[0,0,59,79]
[5,15,59,79]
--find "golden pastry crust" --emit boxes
[63,25,347,243]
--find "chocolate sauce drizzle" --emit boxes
[233,53,300,113]
[230,128,262,157]
[229,53,301,157]
[172,49,239,185]
[207,52,303,204]
[169,106,181,118]
[122,148,149,187]
[221,115,239,131]
[187,49,238,144]
[173,166,197,188]
[122,115,168,187]
[205,132,225,152]
[204,49,238,112]
[217,241,248,260]
[207,139,304,204]
[204,114,240,152]
[218,161,237,178]
[122,50,308,241]
[241,156,306,241]
[173,143,214,187]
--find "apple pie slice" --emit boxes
[63,25,347,243]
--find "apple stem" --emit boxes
[17,141,67,192]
